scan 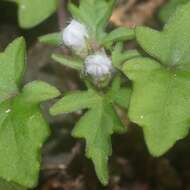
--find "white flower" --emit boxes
[62,19,88,50]
[85,52,113,79]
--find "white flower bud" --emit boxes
[85,52,113,79]
[62,20,88,50]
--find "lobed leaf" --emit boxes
[136,1,190,67]
[0,38,60,188]
[72,101,124,185]
[123,2,190,156]
[123,57,190,156]
[0,82,59,188]
[50,82,127,185]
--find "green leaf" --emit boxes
[22,80,61,103]
[0,37,25,103]
[123,2,190,156]
[50,89,101,115]
[159,0,189,23]
[50,85,126,185]
[0,178,26,190]
[107,76,131,109]
[39,32,62,46]
[103,27,135,45]
[123,57,190,156]
[135,27,170,65]
[68,0,115,38]
[72,102,124,185]
[0,81,59,188]
[113,88,132,109]
[106,76,132,109]
[112,43,141,69]
[136,2,190,67]
[52,54,84,70]
[7,0,58,28]
[0,38,60,188]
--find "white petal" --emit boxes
[85,51,113,78]
[62,20,88,50]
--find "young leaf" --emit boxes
[68,0,115,38]
[112,43,141,69]
[52,54,83,70]
[50,86,126,185]
[103,27,135,45]
[50,89,101,115]
[107,76,131,109]
[72,102,124,185]
[113,88,132,109]
[0,38,60,188]
[39,32,62,46]
[123,1,190,157]
[5,0,58,28]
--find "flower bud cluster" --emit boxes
[62,19,113,82]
